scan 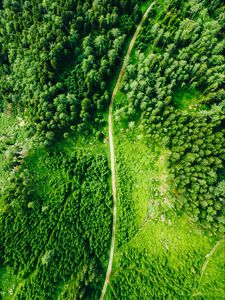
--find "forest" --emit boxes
[0,0,224,299]
[0,0,143,143]
[117,0,225,232]
[0,147,112,299]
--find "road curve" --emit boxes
[201,239,224,278]
[100,2,156,299]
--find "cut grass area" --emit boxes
[173,88,208,111]
[0,113,15,132]
[113,84,174,233]
[128,215,211,257]
[115,128,172,229]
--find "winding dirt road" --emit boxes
[200,239,224,278]
[100,2,156,299]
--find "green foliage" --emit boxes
[109,219,224,300]
[173,88,204,111]
[193,240,225,299]
[1,0,225,298]
[116,152,137,247]
[119,0,225,232]
[0,149,112,299]
[114,124,175,248]
[0,0,143,143]
[111,247,201,299]
[0,266,22,299]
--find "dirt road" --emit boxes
[100,2,156,299]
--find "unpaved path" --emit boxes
[200,239,224,279]
[100,2,156,299]
[192,239,224,297]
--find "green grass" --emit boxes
[111,82,225,298]
[24,132,110,201]
[0,126,111,298]
[0,267,24,300]
[115,128,172,228]
[140,0,167,14]
[113,79,174,229]
[1,1,224,297]
[140,0,154,13]
[173,88,208,111]
[111,213,225,299]
[128,215,210,256]
[193,239,225,299]
[111,125,225,298]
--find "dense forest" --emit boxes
[107,0,225,298]
[0,148,112,299]
[0,0,224,299]
[0,0,143,143]
[0,0,144,298]
[117,0,225,232]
